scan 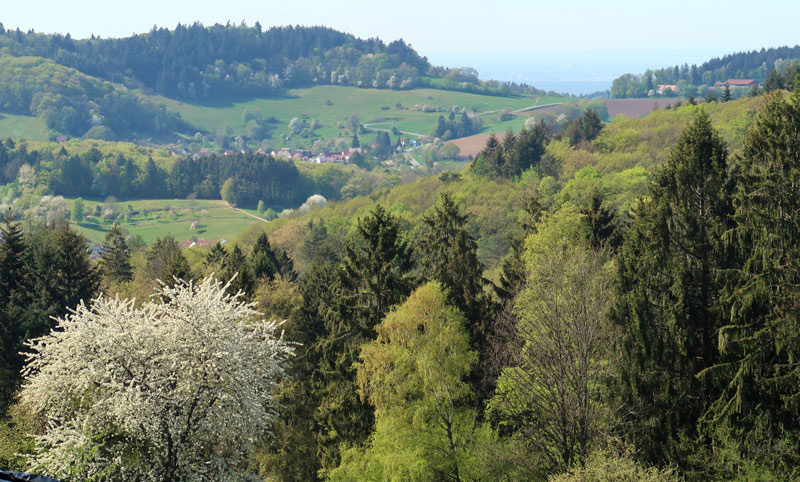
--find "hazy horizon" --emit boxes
[3,0,799,94]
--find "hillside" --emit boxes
[610,44,800,98]
[234,94,763,276]
[0,55,188,139]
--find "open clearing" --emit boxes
[159,86,569,144]
[65,198,260,245]
[0,113,50,141]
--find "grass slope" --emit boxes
[0,113,50,141]
[65,198,261,245]
[160,86,568,143]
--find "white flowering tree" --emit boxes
[19,276,294,481]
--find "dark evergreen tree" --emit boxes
[145,235,191,286]
[419,192,495,347]
[612,112,733,467]
[31,223,101,321]
[100,224,132,283]
[313,205,415,474]
[701,90,800,472]
[0,212,34,414]
[583,188,620,250]
[721,83,733,102]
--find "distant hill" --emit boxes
[0,23,529,99]
[0,23,560,142]
[610,45,800,98]
[0,55,187,138]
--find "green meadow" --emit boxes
[0,113,50,141]
[160,86,569,142]
[65,198,263,245]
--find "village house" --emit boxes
[656,84,677,95]
[714,79,759,89]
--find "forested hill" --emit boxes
[0,23,433,99]
[611,44,800,98]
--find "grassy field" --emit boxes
[0,113,50,141]
[64,198,263,245]
[159,86,569,143]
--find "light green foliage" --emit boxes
[71,197,84,224]
[549,448,681,482]
[330,282,500,481]
[492,204,613,471]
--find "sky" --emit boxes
[4,0,800,93]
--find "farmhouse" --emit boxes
[656,84,677,94]
[714,79,759,88]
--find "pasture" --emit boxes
[65,198,262,245]
[159,86,569,143]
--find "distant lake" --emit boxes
[528,80,612,96]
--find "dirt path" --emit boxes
[512,101,577,114]
[226,203,271,223]
[363,122,427,138]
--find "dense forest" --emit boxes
[611,44,800,98]
[0,141,307,205]
[0,23,430,97]
[2,83,800,481]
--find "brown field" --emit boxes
[448,133,495,158]
[447,97,687,158]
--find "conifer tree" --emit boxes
[701,90,800,463]
[721,83,732,102]
[31,223,101,321]
[100,224,132,283]
[612,111,733,466]
[420,193,494,347]
[314,205,415,475]
[0,212,34,413]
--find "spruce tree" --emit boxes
[420,193,495,347]
[100,224,132,283]
[0,212,34,413]
[31,223,101,321]
[721,83,732,102]
[612,111,733,466]
[314,205,415,475]
[702,90,800,466]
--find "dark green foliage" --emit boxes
[699,90,800,470]
[251,233,296,282]
[0,25,431,99]
[5,142,305,205]
[420,193,495,349]
[0,213,35,414]
[472,122,549,179]
[582,188,620,250]
[100,224,132,283]
[432,111,478,139]
[0,218,99,415]
[721,84,733,102]
[145,235,192,286]
[611,46,800,98]
[314,205,415,473]
[30,223,101,321]
[566,108,604,146]
[612,112,733,467]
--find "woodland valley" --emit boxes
[1,21,800,482]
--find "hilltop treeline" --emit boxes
[0,55,187,138]
[611,44,800,98]
[0,141,305,205]
[0,23,430,98]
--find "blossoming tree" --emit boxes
[20,276,294,481]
